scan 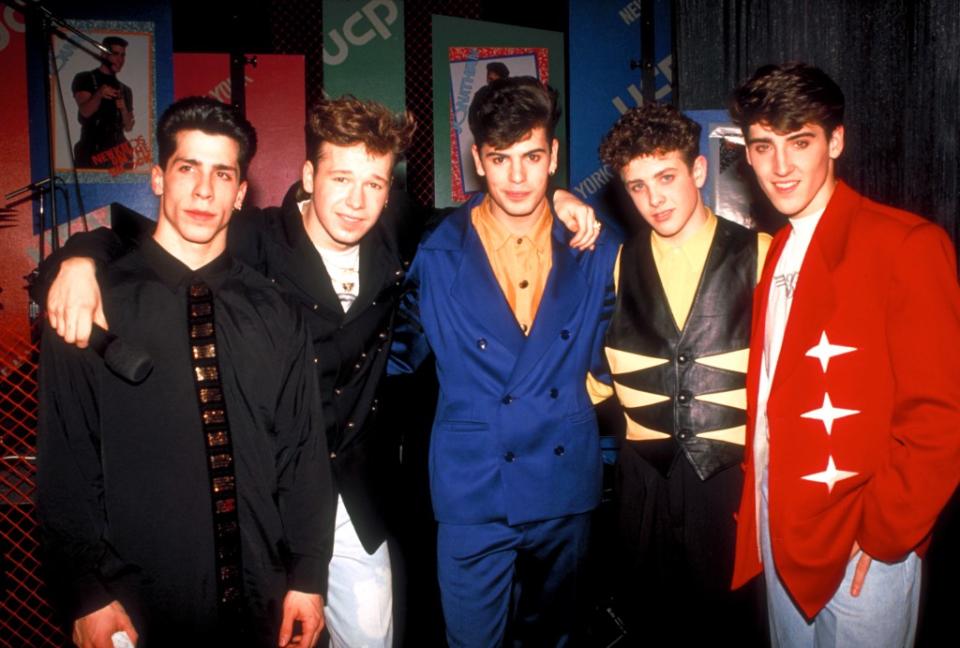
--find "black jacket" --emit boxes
[230,183,412,552]
[39,183,424,554]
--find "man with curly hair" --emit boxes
[593,102,771,643]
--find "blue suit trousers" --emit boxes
[437,513,592,647]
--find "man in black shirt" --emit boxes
[71,36,135,169]
[37,97,332,648]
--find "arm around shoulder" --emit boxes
[226,205,273,272]
[388,254,432,375]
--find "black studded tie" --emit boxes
[187,279,244,619]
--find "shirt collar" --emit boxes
[650,206,718,264]
[140,235,234,293]
[473,195,553,254]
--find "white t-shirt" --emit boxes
[756,208,824,473]
[300,200,360,312]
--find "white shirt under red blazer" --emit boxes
[732,180,960,618]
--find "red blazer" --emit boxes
[732,181,960,618]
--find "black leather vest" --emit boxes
[606,217,758,480]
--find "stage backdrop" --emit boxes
[2,2,171,343]
[174,53,306,209]
[567,0,672,234]
[27,0,174,231]
[322,0,405,113]
[0,5,34,344]
[431,15,565,209]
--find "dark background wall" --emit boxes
[675,0,960,250]
[167,1,566,208]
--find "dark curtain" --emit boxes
[674,0,960,251]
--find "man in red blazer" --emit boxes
[728,62,960,646]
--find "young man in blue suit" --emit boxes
[390,77,619,647]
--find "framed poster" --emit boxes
[448,47,548,202]
[432,15,565,208]
[25,1,174,229]
[51,22,154,177]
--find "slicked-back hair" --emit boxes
[468,76,561,150]
[157,97,258,180]
[730,62,845,137]
[599,103,701,172]
[305,95,416,164]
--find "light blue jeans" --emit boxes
[760,466,921,647]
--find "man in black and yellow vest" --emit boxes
[590,103,771,644]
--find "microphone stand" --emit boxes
[2,0,107,251]
[0,1,109,333]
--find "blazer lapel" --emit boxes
[507,217,588,387]
[770,238,836,392]
[280,206,343,315]
[450,218,527,353]
[345,224,396,324]
[747,227,789,415]
[769,181,857,395]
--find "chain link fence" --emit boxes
[1,323,65,647]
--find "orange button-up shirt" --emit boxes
[471,197,553,335]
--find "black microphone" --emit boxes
[88,324,154,383]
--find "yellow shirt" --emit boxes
[652,209,772,329]
[587,209,772,403]
[471,197,553,335]
[651,208,720,331]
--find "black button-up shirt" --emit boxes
[37,238,333,645]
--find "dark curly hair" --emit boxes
[598,102,701,172]
[306,95,416,164]
[729,62,844,137]
[468,76,561,150]
[157,96,257,180]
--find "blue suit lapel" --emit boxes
[507,218,588,387]
[450,218,526,353]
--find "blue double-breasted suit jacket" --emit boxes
[390,197,620,526]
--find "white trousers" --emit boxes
[326,495,393,648]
